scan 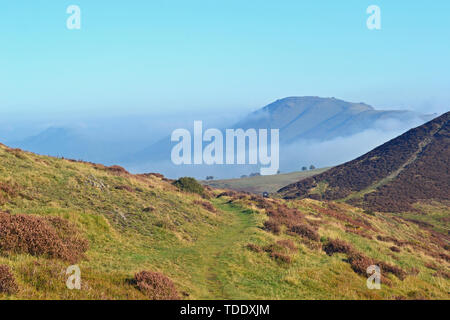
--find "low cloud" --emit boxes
[280,116,426,172]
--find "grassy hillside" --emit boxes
[202,169,329,194]
[0,143,448,300]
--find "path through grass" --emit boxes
[153,199,259,299]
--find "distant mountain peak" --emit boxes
[236,96,428,142]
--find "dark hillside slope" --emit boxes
[278,112,449,212]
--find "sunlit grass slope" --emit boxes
[0,144,448,300]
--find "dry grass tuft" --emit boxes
[376,235,408,247]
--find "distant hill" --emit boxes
[127,97,435,178]
[202,168,329,194]
[234,96,435,143]
[11,127,131,165]
[12,127,86,159]
[278,112,449,212]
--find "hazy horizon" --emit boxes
[1,1,449,178]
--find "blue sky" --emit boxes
[1,0,449,120]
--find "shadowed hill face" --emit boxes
[278,112,450,212]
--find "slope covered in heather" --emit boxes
[278,112,449,212]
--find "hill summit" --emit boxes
[234,96,434,143]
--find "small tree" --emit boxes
[309,165,316,170]
[206,176,214,181]
[172,177,205,196]
[301,166,307,171]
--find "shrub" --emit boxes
[5,148,27,159]
[263,243,286,254]
[300,238,323,251]
[263,220,281,235]
[363,208,375,216]
[0,181,21,205]
[250,196,274,210]
[323,238,354,256]
[0,193,6,206]
[134,271,179,300]
[439,253,450,262]
[194,200,216,213]
[390,246,401,253]
[408,267,420,276]
[346,251,375,275]
[0,265,18,294]
[216,190,238,198]
[425,262,439,270]
[266,206,306,229]
[172,177,206,196]
[289,224,320,241]
[45,216,89,263]
[378,261,407,280]
[246,243,262,253]
[323,238,406,281]
[269,252,292,264]
[0,181,20,197]
[346,252,393,286]
[115,185,134,193]
[346,251,405,281]
[433,270,450,279]
[107,165,129,175]
[0,212,88,263]
[276,239,297,252]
